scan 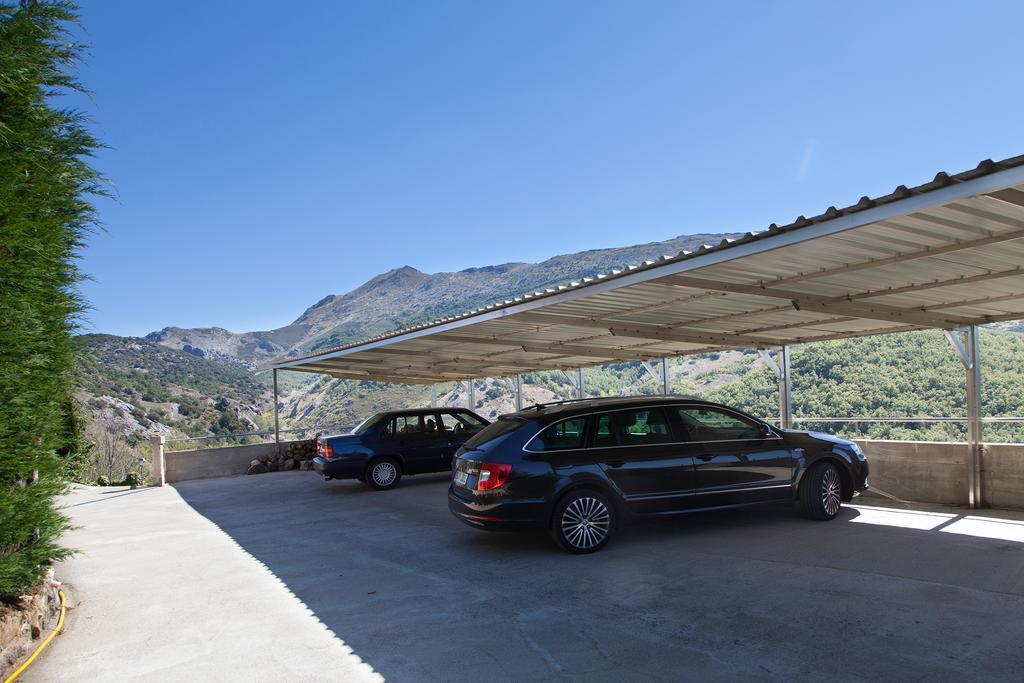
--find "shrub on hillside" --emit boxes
[0,2,103,596]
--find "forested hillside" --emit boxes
[284,328,1024,443]
[76,335,269,446]
[706,328,1024,443]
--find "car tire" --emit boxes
[551,489,615,554]
[798,461,843,520]
[365,457,402,491]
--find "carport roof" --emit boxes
[271,155,1024,384]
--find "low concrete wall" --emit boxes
[854,439,1024,509]
[982,443,1024,510]
[165,437,1024,508]
[166,440,306,483]
[854,439,968,506]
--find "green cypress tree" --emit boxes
[0,1,104,596]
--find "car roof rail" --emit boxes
[529,395,703,410]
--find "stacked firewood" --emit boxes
[246,438,317,475]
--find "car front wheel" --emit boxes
[798,462,843,520]
[552,489,615,554]
[365,457,402,491]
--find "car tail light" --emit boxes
[477,462,511,491]
[318,441,334,459]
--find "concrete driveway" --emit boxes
[30,471,1024,681]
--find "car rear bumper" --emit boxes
[313,456,365,480]
[447,486,547,532]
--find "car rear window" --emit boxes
[351,413,385,435]
[463,416,526,448]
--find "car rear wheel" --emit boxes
[551,489,615,554]
[799,462,843,520]
[365,457,402,491]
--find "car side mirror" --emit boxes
[760,424,775,438]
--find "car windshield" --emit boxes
[351,413,385,435]
[463,416,526,448]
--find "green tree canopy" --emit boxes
[0,0,103,596]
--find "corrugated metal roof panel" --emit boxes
[271,155,1024,382]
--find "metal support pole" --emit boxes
[760,347,792,429]
[966,325,983,508]
[468,379,476,410]
[660,357,670,395]
[515,374,523,410]
[779,346,793,430]
[431,383,437,408]
[640,360,660,387]
[149,434,165,487]
[948,327,983,507]
[562,369,584,400]
[273,369,281,456]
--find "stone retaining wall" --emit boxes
[0,574,60,679]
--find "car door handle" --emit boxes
[696,455,714,462]
[606,461,625,468]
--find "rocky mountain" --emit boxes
[76,334,270,445]
[147,232,742,363]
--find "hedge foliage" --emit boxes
[0,1,101,596]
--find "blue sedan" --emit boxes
[313,408,490,490]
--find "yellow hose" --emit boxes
[3,589,66,683]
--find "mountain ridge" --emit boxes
[146,232,742,363]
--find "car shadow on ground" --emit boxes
[173,471,1024,682]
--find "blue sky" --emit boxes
[72,1,1024,337]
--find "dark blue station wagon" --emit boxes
[313,408,489,490]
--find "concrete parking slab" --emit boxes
[25,483,381,682]
[30,472,1024,681]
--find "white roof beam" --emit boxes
[511,311,768,347]
[664,275,975,328]
[431,333,681,360]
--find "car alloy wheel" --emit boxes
[798,461,843,520]
[821,466,842,517]
[560,496,611,551]
[371,461,397,488]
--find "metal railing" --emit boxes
[760,416,1024,442]
[162,416,1024,452]
[762,417,1024,424]
[165,425,353,451]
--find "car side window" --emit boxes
[391,414,425,437]
[424,415,440,434]
[531,417,587,452]
[676,406,762,441]
[614,408,673,446]
[593,413,617,448]
[435,413,461,433]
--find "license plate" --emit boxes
[454,470,469,487]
